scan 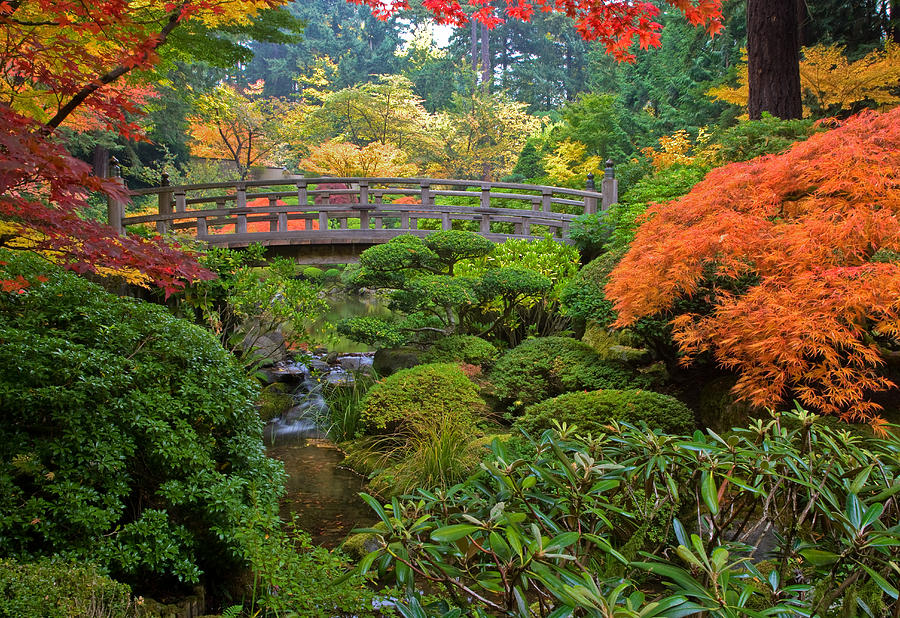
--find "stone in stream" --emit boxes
[339,354,374,373]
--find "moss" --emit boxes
[257,383,294,422]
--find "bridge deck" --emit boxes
[112,176,617,259]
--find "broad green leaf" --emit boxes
[431,524,480,542]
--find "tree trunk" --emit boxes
[93,145,109,178]
[481,22,491,92]
[471,19,478,72]
[892,0,899,44]
[747,0,803,120]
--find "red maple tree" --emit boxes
[0,1,283,294]
[606,108,900,425]
[352,0,723,60]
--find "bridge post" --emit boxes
[584,173,598,215]
[601,160,618,211]
[157,171,173,234]
[420,182,432,207]
[541,188,553,213]
[106,156,125,236]
[358,181,370,230]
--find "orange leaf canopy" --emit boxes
[606,108,900,423]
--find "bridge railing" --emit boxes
[114,172,616,247]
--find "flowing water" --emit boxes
[263,353,374,547]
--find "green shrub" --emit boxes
[569,212,613,259]
[516,389,695,436]
[302,266,325,281]
[0,251,284,587]
[0,559,135,618]
[359,409,900,616]
[561,252,619,326]
[238,521,385,617]
[490,337,647,409]
[716,113,817,163]
[421,335,499,368]
[360,363,486,434]
[323,267,341,282]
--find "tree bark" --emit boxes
[747,0,803,120]
[481,22,491,92]
[471,19,478,72]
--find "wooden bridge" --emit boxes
[110,170,617,264]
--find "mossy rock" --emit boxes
[697,375,762,431]
[372,346,422,376]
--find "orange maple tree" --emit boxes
[606,108,900,425]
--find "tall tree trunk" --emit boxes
[471,19,478,72]
[747,0,803,119]
[891,0,899,44]
[481,22,491,92]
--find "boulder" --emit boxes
[373,346,421,376]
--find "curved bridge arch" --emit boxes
[116,176,616,263]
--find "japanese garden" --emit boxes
[1,0,899,616]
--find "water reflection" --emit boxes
[307,293,392,354]
[266,438,371,547]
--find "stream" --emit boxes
[263,293,388,546]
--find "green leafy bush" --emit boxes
[0,559,135,618]
[302,266,325,281]
[568,212,612,259]
[337,316,407,348]
[356,409,900,616]
[561,252,618,326]
[490,337,647,409]
[0,251,285,586]
[238,521,385,617]
[323,267,342,282]
[421,335,499,368]
[360,363,486,434]
[516,389,695,436]
[716,113,817,163]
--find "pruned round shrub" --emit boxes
[0,252,284,587]
[360,363,486,434]
[515,389,695,436]
[490,336,648,409]
[421,335,500,368]
[0,559,135,618]
[302,266,324,281]
[323,268,341,281]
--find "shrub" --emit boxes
[357,409,900,616]
[0,252,285,587]
[323,268,341,282]
[561,252,619,326]
[302,266,324,281]
[360,363,486,434]
[421,335,499,368]
[516,389,695,436]
[490,337,647,409]
[715,113,817,163]
[0,559,135,618]
[238,521,385,617]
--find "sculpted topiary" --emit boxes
[516,389,696,436]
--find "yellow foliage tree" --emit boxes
[543,140,604,186]
[299,140,417,177]
[189,82,298,179]
[640,128,715,170]
[708,43,900,116]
